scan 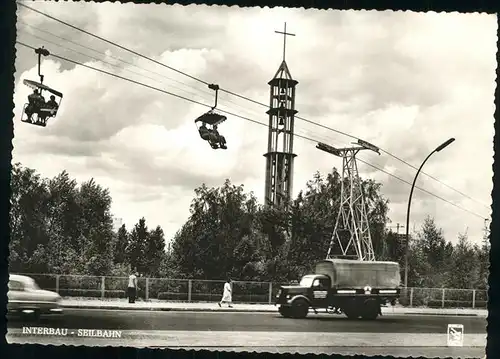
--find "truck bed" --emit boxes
[315,259,401,289]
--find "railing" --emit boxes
[15,273,488,309]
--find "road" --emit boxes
[7,308,487,333]
[7,309,487,358]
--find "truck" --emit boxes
[275,259,401,320]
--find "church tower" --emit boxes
[263,23,298,209]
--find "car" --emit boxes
[8,274,63,319]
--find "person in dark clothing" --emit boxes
[38,95,59,125]
[198,123,211,140]
[25,89,44,122]
[211,125,227,149]
[45,95,59,113]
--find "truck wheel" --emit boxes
[361,299,380,320]
[279,306,292,318]
[291,298,309,319]
[341,301,360,320]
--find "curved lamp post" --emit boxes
[403,138,455,288]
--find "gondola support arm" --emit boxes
[34,47,50,85]
[208,83,220,110]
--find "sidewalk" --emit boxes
[61,298,488,317]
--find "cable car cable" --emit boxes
[17,2,210,86]
[18,27,338,146]
[17,2,489,211]
[17,20,215,98]
[17,28,215,104]
[17,22,284,129]
[15,40,489,221]
[17,1,489,210]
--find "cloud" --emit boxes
[12,4,495,246]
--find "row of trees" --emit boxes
[9,163,490,290]
[9,163,165,277]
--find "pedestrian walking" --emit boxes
[218,279,233,308]
[127,271,138,303]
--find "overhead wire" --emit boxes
[15,40,489,220]
[13,35,347,159]
[219,92,491,211]
[17,2,210,86]
[17,24,344,147]
[16,1,490,211]
[17,28,215,104]
[20,21,291,129]
[17,20,214,97]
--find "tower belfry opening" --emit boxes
[264,22,298,209]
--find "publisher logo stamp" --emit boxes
[447,324,464,347]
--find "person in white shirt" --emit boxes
[218,279,233,308]
[127,271,138,303]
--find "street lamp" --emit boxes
[403,138,455,288]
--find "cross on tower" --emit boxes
[275,22,295,62]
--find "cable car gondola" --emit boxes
[194,84,227,150]
[20,47,64,128]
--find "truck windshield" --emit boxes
[299,276,315,287]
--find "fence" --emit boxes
[16,273,488,309]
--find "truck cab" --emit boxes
[299,274,331,307]
[276,274,332,318]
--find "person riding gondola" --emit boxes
[46,95,59,112]
[37,95,60,126]
[212,125,227,150]
[198,122,211,141]
[25,89,44,123]
[198,121,224,149]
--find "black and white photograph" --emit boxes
[5,2,495,358]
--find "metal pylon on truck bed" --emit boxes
[316,140,380,261]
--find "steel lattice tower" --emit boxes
[264,23,298,208]
[316,140,381,261]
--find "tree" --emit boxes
[413,216,453,287]
[406,238,432,288]
[287,170,340,266]
[9,163,51,273]
[477,220,490,289]
[170,180,262,279]
[9,164,117,275]
[127,217,149,275]
[40,170,83,274]
[447,231,480,289]
[77,178,115,275]
[114,224,129,264]
[158,251,178,278]
[362,178,391,259]
[144,225,166,277]
[383,230,405,264]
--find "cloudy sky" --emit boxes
[12,2,496,247]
